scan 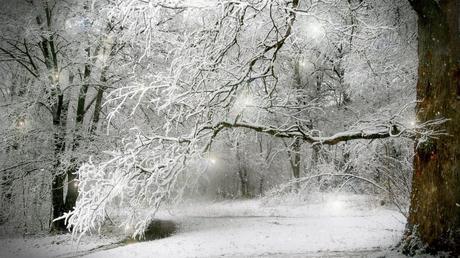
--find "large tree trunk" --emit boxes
[34,2,74,232]
[50,93,68,231]
[406,0,460,254]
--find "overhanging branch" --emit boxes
[200,120,411,146]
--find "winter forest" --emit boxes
[0,0,459,257]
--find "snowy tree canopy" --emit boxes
[0,0,451,249]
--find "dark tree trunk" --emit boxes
[51,175,66,230]
[405,0,460,254]
[90,65,108,134]
[34,2,74,232]
[64,51,92,219]
[238,167,250,198]
[50,93,67,231]
[291,138,301,179]
[235,140,250,197]
[257,135,269,195]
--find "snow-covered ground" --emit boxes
[0,233,122,258]
[0,193,408,258]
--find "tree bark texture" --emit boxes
[407,0,460,254]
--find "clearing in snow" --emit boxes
[0,193,408,258]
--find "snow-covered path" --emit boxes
[0,194,407,258]
[93,215,401,258]
[82,194,406,258]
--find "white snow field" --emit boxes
[0,193,409,258]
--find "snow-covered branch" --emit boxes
[200,117,447,146]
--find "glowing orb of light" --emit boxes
[328,200,344,211]
[16,119,25,128]
[237,94,255,109]
[208,157,217,166]
[305,19,324,40]
[326,195,346,214]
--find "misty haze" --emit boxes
[0,0,459,257]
